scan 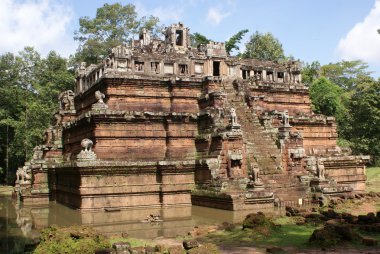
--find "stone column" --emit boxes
[262,70,267,81]
[284,72,289,83]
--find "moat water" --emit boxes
[0,196,285,253]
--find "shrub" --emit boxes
[34,225,110,254]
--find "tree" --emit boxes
[347,80,380,164]
[320,60,371,90]
[309,77,346,118]
[190,32,210,47]
[0,47,75,183]
[301,61,321,86]
[73,3,160,64]
[309,76,353,146]
[225,29,249,55]
[243,31,285,61]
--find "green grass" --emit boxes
[255,224,316,247]
[200,224,317,248]
[108,237,153,248]
[358,230,380,243]
[366,167,380,192]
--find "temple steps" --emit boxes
[223,81,282,175]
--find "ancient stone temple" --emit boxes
[15,23,369,211]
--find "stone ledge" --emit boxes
[54,159,196,169]
[63,110,198,129]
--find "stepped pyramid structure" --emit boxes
[15,23,369,211]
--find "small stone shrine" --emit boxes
[15,23,369,210]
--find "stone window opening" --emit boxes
[176,30,184,46]
[277,72,284,82]
[151,62,160,74]
[228,159,242,178]
[254,70,262,77]
[213,61,220,77]
[135,61,144,72]
[179,64,188,75]
[242,69,250,80]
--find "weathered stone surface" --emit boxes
[183,239,199,250]
[112,242,131,253]
[17,22,369,211]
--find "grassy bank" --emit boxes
[200,222,316,248]
[366,167,380,193]
[0,185,13,196]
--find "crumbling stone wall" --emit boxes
[16,22,369,210]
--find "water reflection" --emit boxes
[0,196,284,253]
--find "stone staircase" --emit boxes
[222,81,282,174]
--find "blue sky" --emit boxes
[1,0,380,76]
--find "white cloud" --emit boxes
[206,7,231,25]
[336,0,380,65]
[0,0,76,57]
[135,2,184,23]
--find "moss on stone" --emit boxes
[33,225,110,254]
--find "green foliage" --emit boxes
[225,29,249,55]
[187,243,220,254]
[109,237,151,248]
[309,77,345,118]
[73,3,160,64]
[190,32,210,47]
[337,138,352,148]
[307,60,380,163]
[202,223,315,248]
[309,224,360,247]
[34,225,110,254]
[348,80,380,164]
[243,31,285,61]
[366,167,380,192]
[320,60,371,90]
[301,61,321,86]
[0,48,75,182]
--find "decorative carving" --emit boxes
[92,91,108,110]
[317,159,325,180]
[230,108,238,126]
[306,156,317,174]
[281,110,290,127]
[32,146,43,161]
[58,90,75,111]
[16,166,31,184]
[254,73,261,85]
[95,91,105,104]
[251,164,261,184]
[77,138,97,161]
[43,127,53,146]
[54,112,63,126]
[80,62,87,70]
[247,163,264,190]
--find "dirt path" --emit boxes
[219,245,380,254]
